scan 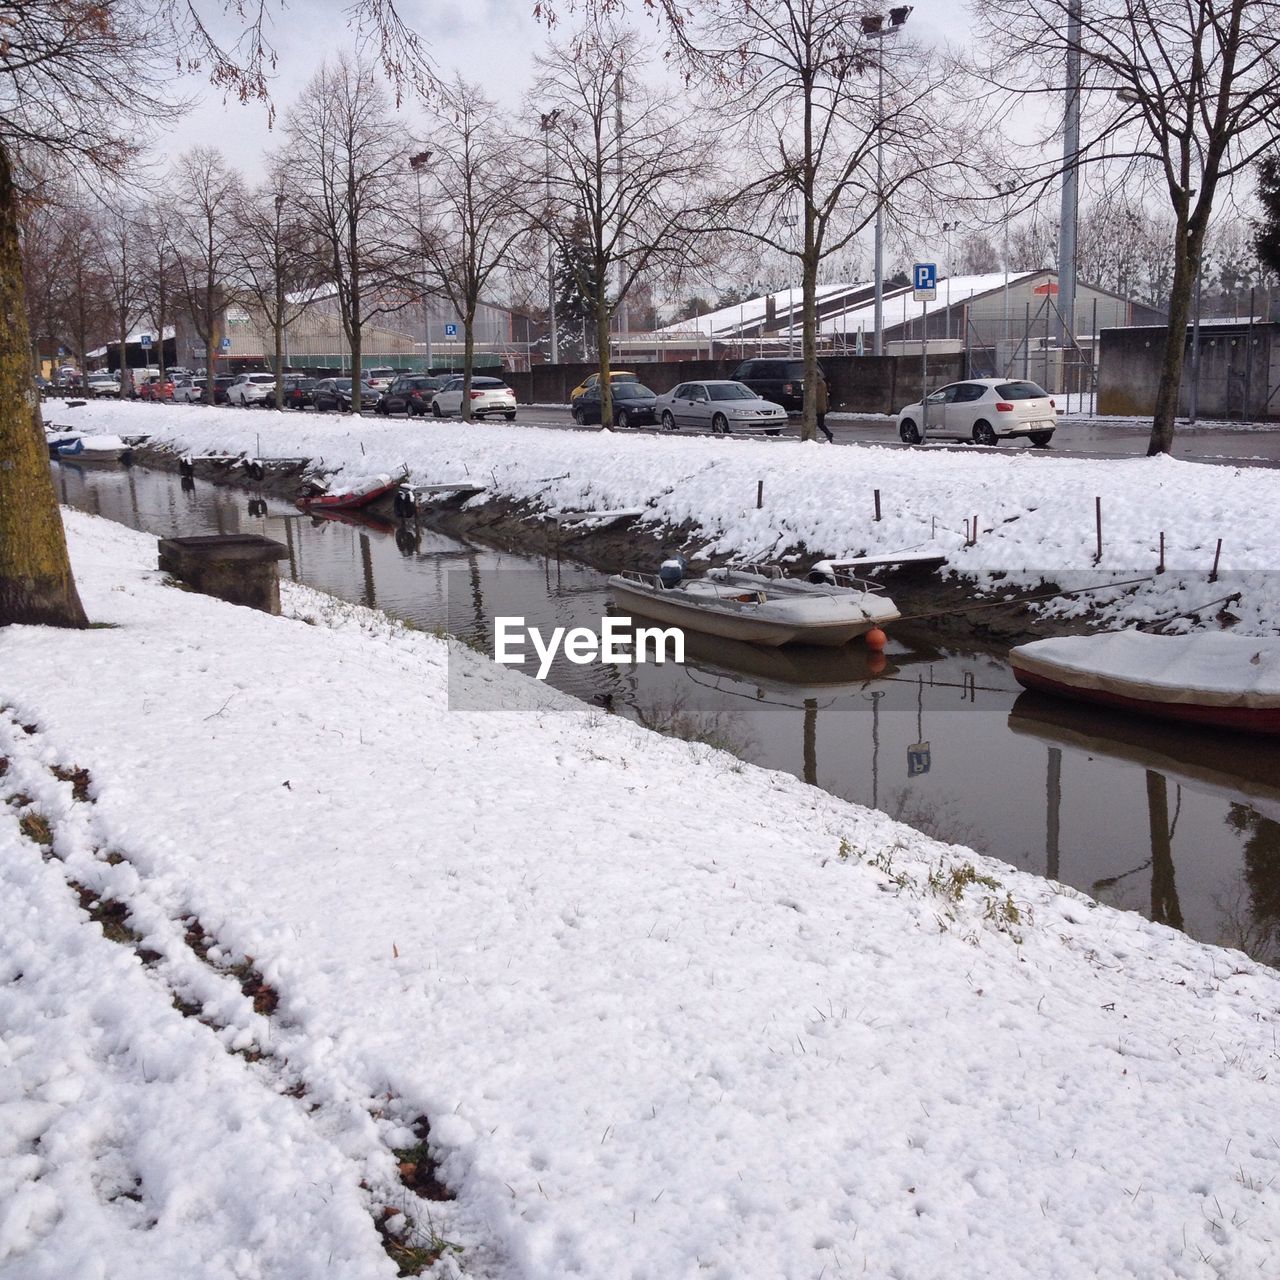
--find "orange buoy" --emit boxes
[866,650,887,675]
[864,627,887,651]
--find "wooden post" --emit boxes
[1210,538,1222,583]
[1157,531,1165,574]
[1094,496,1102,563]
[874,488,882,522]
[756,479,763,510]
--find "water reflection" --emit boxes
[54,458,1280,960]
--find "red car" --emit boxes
[136,374,175,401]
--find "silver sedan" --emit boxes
[653,380,787,435]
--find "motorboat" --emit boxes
[295,472,402,514]
[607,560,899,648]
[1009,631,1280,736]
[51,434,132,464]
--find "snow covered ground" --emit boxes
[4,510,1280,1278]
[46,398,1280,634]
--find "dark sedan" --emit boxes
[571,382,660,429]
[313,377,376,412]
[375,374,448,417]
[267,376,318,410]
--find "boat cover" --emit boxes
[1010,632,1280,709]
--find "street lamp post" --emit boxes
[408,150,434,373]
[993,180,1017,367]
[863,6,912,357]
[539,110,561,366]
[941,220,960,340]
[780,211,799,356]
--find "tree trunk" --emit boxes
[800,251,819,443]
[0,143,88,628]
[462,307,475,423]
[596,283,613,431]
[1149,219,1197,456]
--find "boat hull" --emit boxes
[609,580,883,648]
[1011,666,1280,736]
[296,478,400,513]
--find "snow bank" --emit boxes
[3,510,1280,1278]
[48,397,1280,633]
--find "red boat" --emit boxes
[1009,631,1280,736]
[295,473,401,513]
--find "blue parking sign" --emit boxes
[913,262,936,291]
[444,323,458,337]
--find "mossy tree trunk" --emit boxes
[0,143,88,628]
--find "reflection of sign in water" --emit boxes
[908,742,931,776]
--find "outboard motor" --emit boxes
[658,554,687,588]
[807,558,837,585]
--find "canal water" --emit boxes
[55,460,1280,964]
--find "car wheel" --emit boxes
[505,412,516,421]
[376,400,388,415]
[431,401,442,417]
[973,419,998,447]
[765,429,782,437]
[1029,431,1054,447]
[571,406,586,425]
[899,418,921,444]
[661,411,676,431]
[616,410,631,429]
[711,413,730,435]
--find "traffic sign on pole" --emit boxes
[220,337,232,352]
[444,323,458,338]
[912,262,937,301]
[139,333,153,349]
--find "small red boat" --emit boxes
[1009,632,1280,736]
[295,472,401,513]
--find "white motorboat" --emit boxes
[607,561,899,648]
[52,433,132,465]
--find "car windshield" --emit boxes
[996,381,1048,400]
[248,374,274,383]
[334,379,352,389]
[708,384,755,401]
[617,385,656,399]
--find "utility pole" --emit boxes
[614,70,628,343]
[540,110,561,365]
[1056,0,1082,364]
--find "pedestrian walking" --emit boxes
[815,371,833,442]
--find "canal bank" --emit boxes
[5,507,1280,1279]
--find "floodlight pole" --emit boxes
[540,110,561,365]
[865,7,911,356]
[409,151,434,373]
[1056,0,1082,360]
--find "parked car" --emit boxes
[895,378,1061,446]
[430,375,517,420]
[363,366,399,394]
[572,382,659,429]
[375,375,448,417]
[312,377,377,412]
[226,371,279,407]
[172,377,204,404]
[267,376,317,410]
[136,373,175,401]
[569,369,638,404]
[652,381,787,434]
[210,376,234,405]
[85,372,120,397]
[729,358,817,413]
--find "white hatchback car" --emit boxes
[896,378,1061,447]
[430,375,517,420]
[226,372,278,407]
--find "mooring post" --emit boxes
[756,480,764,510]
[1210,538,1222,583]
[1094,496,1102,563]
[874,488,882,522]
[1158,531,1165,574]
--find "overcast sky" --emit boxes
[158,0,972,181]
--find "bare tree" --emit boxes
[169,148,243,400]
[93,199,145,396]
[0,0,428,628]
[679,0,969,441]
[531,24,712,429]
[418,77,530,420]
[134,202,185,379]
[228,171,317,410]
[285,57,409,412]
[971,0,1280,454]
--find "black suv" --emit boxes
[376,375,448,417]
[730,358,816,413]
